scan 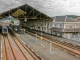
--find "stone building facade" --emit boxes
[50,16,80,39]
[26,16,80,40]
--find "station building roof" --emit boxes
[0,4,52,21]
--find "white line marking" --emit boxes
[18,38,26,44]
[35,53,39,57]
[28,46,30,48]
[32,50,34,51]
[1,35,2,60]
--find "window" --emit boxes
[60,24,63,28]
[4,28,7,32]
[70,25,72,28]
[55,24,57,27]
[70,24,75,28]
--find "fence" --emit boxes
[70,35,80,42]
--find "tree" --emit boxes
[10,20,14,23]
[67,15,77,18]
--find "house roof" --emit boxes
[66,17,77,22]
[55,16,65,22]
[55,16,77,22]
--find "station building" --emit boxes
[50,16,80,39]
[27,15,80,40]
[0,3,80,41]
[0,4,53,33]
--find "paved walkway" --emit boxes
[17,33,80,60]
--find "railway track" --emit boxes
[1,33,40,60]
[27,30,80,58]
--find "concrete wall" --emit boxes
[62,33,71,39]
[76,23,80,28]
[64,23,80,28]
[62,32,78,39]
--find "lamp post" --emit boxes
[24,18,27,34]
[41,27,42,37]
[24,18,27,22]
[50,41,52,53]
[35,34,37,43]
[40,25,43,46]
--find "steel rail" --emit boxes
[8,27,41,60]
[13,33,41,60]
[9,34,29,60]
[2,36,8,60]
[6,34,17,60]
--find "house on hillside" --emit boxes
[0,16,20,26]
[50,16,80,39]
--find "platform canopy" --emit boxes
[0,4,52,21]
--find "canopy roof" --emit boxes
[0,4,52,21]
[50,27,80,32]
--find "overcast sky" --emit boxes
[0,0,80,17]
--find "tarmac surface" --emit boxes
[17,33,80,60]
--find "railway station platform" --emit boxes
[0,1,80,60]
[16,33,80,60]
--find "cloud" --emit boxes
[0,0,80,17]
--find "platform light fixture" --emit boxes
[24,18,27,22]
[24,4,27,22]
